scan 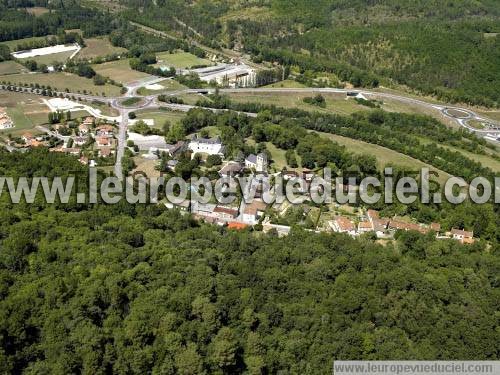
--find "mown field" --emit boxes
[228,92,372,116]
[0,72,122,96]
[136,109,186,128]
[319,132,452,183]
[0,61,25,75]
[92,59,151,84]
[155,51,213,69]
[136,79,186,95]
[78,37,127,59]
[0,91,49,135]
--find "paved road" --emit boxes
[3,83,499,179]
[114,108,131,179]
[217,88,500,137]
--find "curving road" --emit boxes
[2,81,499,180]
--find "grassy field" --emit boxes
[0,61,26,75]
[155,51,213,69]
[477,109,500,122]
[132,157,161,178]
[2,36,55,51]
[319,132,451,183]
[467,120,486,129]
[262,80,307,88]
[78,37,127,59]
[86,100,119,117]
[228,92,370,116]
[265,142,287,171]
[136,109,186,128]
[417,137,500,173]
[92,59,151,84]
[136,79,187,95]
[121,97,142,107]
[0,91,49,135]
[1,72,122,96]
[178,93,206,105]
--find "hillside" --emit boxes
[0,150,498,374]
[117,0,500,106]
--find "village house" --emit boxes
[282,170,299,181]
[372,218,390,238]
[0,108,13,130]
[22,133,34,145]
[63,148,80,156]
[367,209,380,222]
[166,159,178,170]
[95,124,114,137]
[388,220,427,234]
[188,135,224,157]
[358,221,373,234]
[262,220,291,237]
[78,123,90,135]
[242,200,267,224]
[213,206,239,220]
[96,137,111,147]
[98,147,113,158]
[219,162,243,177]
[329,216,357,236]
[430,222,441,233]
[165,200,190,211]
[450,229,474,244]
[73,136,87,146]
[245,153,268,173]
[191,202,217,217]
[82,116,94,127]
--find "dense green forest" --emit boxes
[0,150,498,374]
[117,0,500,106]
[0,2,118,42]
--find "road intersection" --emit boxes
[2,80,499,180]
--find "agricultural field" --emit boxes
[263,79,307,88]
[0,91,49,135]
[78,37,127,59]
[319,132,451,183]
[136,79,186,95]
[136,109,186,129]
[92,59,151,84]
[155,51,213,69]
[0,61,26,75]
[228,92,371,116]
[0,72,122,96]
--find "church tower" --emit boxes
[256,153,268,172]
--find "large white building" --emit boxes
[188,63,256,88]
[188,135,224,157]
